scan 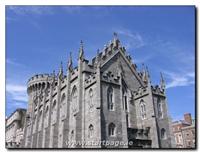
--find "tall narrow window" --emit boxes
[108,123,116,136]
[52,100,56,112]
[45,105,49,120]
[157,98,163,118]
[140,99,146,120]
[89,89,93,108]
[124,95,128,110]
[126,114,129,127]
[161,128,166,139]
[61,93,66,103]
[88,124,94,138]
[122,88,128,111]
[107,86,114,111]
[45,106,49,115]
[72,87,78,112]
[71,130,75,141]
[60,93,66,117]
[39,110,42,121]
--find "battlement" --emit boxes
[133,86,148,99]
[27,73,55,95]
[28,73,53,86]
[28,74,51,82]
[85,35,138,71]
[151,85,165,96]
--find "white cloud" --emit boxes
[115,28,145,49]
[6,58,24,67]
[6,84,28,102]
[7,6,54,15]
[164,71,195,89]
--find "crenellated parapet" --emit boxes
[87,33,137,72]
[151,85,165,97]
[27,73,55,95]
[133,86,149,100]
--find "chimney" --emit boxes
[184,113,192,125]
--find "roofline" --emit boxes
[6,108,27,120]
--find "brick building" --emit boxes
[172,113,195,148]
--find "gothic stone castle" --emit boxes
[22,34,175,148]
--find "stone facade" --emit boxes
[172,113,195,148]
[22,34,175,148]
[6,108,26,148]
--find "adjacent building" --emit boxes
[21,34,175,148]
[172,113,195,148]
[5,108,26,148]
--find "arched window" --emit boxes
[61,93,66,103]
[33,114,37,125]
[52,100,56,109]
[39,110,42,118]
[107,86,114,111]
[45,106,49,117]
[51,100,56,115]
[123,89,128,111]
[108,123,116,136]
[88,124,94,138]
[89,88,93,108]
[72,86,78,112]
[157,98,163,118]
[161,128,166,139]
[140,99,146,120]
[71,130,75,141]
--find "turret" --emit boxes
[58,61,63,80]
[67,52,73,72]
[52,70,56,79]
[142,64,149,84]
[160,72,166,92]
[79,40,84,61]
[95,49,101,68]
[113,32,121,49]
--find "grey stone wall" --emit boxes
[22,37,174,149]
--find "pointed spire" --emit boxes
[160,72,165,91]
[95,49,101,68]
[113,32,118,40]
[141,64,150,84]
[96,49,100,62]
[142,63,147,83]
[97,49,100,55]
[52,70,56,85]
[146,66,150,79]
[52,70,56,78]
[79,40,84,61]
[67,52,73,72]
[58,61,63,79]
[113,32,120,49]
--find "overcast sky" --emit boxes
[6,6,195,121]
